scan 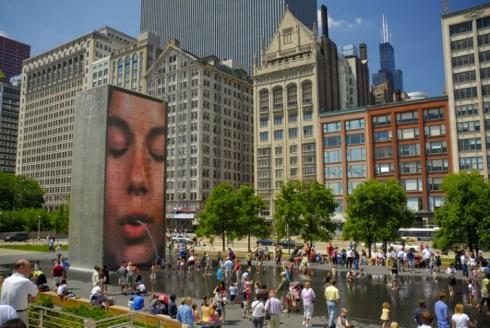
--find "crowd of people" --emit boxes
[0,237,489,328]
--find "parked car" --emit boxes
[278,239,303,249]
[256,239,275,246]
[4,232,29,242]
[171,235,193,244]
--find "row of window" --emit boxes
[324,147,366,163]
[259,126,314,141]
[449,16,490,36]
[258,81,312,110]
[259,111,313,127]
[375,159,449,175]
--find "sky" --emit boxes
[0,0,487,96]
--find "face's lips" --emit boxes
[118,214,153,244]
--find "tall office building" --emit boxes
[140,0,317,72]
[338,43,370,109]
[0,76,20,173]
[16,27,136,209]
[372,16,404,103]
[0,36,30,82]
[442,3,490,177]
[253,7,340,218]
[146,39,254,228]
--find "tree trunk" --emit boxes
[248,233,251,252]
[367,241,372,258]
[222,231,226,252]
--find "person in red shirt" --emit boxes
[51,260,65,287]
[232,259,241,282]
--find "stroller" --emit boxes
[284,282,302,312]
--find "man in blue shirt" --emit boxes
[133,295,145,311]
[176,297,194,327]
[434,293,450,328]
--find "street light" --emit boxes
[37,215,41,240]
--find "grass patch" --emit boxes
[0,244,68,252]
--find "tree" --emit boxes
[49,205,70,234]
[0,172,44,210]
[300,181,336,246]
[343,179,414,257]
[235,185,269,251]
[274,181,304,253]
[196,183,240,251]
[434,172,490,253]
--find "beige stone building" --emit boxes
[253,8,340,217]
[146,40,254,228]
[442,3,490,177]
[16,27,135,209]
[109,32,162,94]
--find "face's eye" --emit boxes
[147,127,166,162]
[107,125,130,158]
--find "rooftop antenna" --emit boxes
[442,0,449,15]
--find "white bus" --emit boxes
[398,227,440,241]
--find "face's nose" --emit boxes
[127,141,149,196]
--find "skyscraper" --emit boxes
[372,16,404,103]
[0,36,30,82]
[140,0,317,72]
[0,76,20,173]
[16,27,136,209]
[441,3,490,177]
[253,7,339,218]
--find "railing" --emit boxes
[27,305,138,328]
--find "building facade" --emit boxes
[320,97,451,223]
[140,0,317,72]
[16,27,136,209]
[442,4,490,177]
[0,78,20,173]
[253,8,340,217]
[0,36,30,82]
[338,43,370,109]
[109,32,162,94]
[146,39,254,226]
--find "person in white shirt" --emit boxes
[0,305,17,325]
[265,289,282,328]
[91,266,100,287]
[451,303,475,328]
[251,296,266,328]
[422,247,431,270]
[0,259,38,324]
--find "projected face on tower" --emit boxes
[104,89,166,269]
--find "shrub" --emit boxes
[63,305,112,321]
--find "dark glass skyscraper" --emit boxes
[372,16,403,103]
[140,0,317,72]
[0,36,30,83]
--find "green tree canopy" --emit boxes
[235,185,269,251]
[300,181,336,245]
[196,183,240,251]
[274,180,336,248]
[343,179,414,257]
[434,172,490,253]
[273,180,304,244]
[0,172,44,210]
[49,205,70,234]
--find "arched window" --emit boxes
[259,89,269,111]
[287,83,297,107]
[302,80,312,104]
[272,86,283,109]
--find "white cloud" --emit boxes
[317,9,365,33]
[0,30,8,38]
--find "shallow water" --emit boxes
[5,262,490,327]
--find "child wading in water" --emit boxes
[380,302,390,328]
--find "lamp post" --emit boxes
[37,215,41,240]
